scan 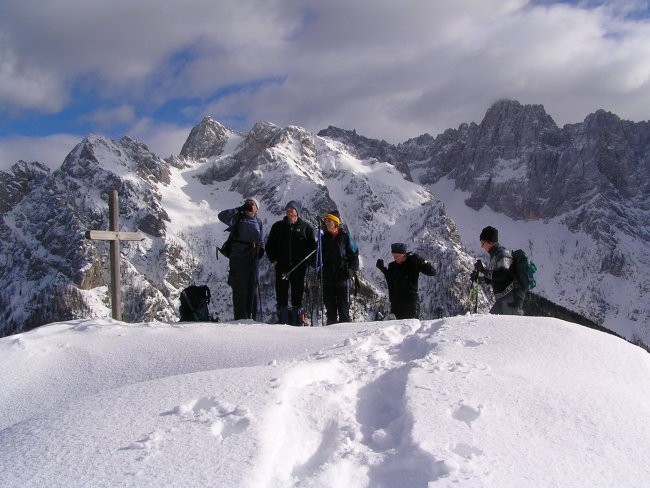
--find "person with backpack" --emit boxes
[218,198,264,320]
[376,243,436,319]
[265,200,316,326]
[320,211,359,325]
[471,225,525,315]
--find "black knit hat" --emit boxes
[284,200,302,214]
[391,242,407,254]
[479,226,498,243]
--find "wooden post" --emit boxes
[85,190,145,321]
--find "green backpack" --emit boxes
[510,249,537,292]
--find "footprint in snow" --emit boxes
[452,403,482,428]
[452,442,484,459]
[120,429,167,461]
[169,396,252,441]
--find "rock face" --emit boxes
[404,100,649,229]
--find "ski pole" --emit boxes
[466,276,475,312]
[351,272,359,322]
[282,249,317,280]
[315,226,325,326]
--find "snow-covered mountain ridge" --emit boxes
[1,101,648,348]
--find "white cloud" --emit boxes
[0,134,79,171]
[1,0,649,145]
[126,118,192,158]
[0,32,67,113]
[81,105,136,129]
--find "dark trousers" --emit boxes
[323,280,350,324]
[274,265,306,307]
[228,255,259,320]
[391,297,420,320]
[490,290,524,316]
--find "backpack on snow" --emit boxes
[179,285,212,321]
[510,249,537,292]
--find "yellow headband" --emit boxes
[323,213,341,225]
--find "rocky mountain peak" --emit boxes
[583,109,622,130]
[179,116,230,160]
[477,99,559,154]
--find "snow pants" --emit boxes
[323,280,350,324]
[274,264,306,308]
[228,255,259,320]
[391,297,420,320]
[490,290,524,316]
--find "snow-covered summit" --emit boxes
[1,314,648,487]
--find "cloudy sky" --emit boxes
[1,0,649,169]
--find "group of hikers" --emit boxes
[217,197,526,326]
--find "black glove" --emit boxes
[470,270,479,282]
[240,201,254,213]
[474,260,485,272]
[376,259,385,270]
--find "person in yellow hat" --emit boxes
[320,211,359,324]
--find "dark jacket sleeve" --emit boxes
[346,234,359,271]
[264,222,280,263]
[218,208,238,228]
[412,253,436,276]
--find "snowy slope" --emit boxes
[427,176,650,346]
[1,315,648,487]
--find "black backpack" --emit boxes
[218,232,235,259]
[179,285,212,321]
[510,249,537,292]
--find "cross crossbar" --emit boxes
[85,230,145,241]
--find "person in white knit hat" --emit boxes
[218,197,264,320]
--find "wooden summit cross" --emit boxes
[85,190,145,321]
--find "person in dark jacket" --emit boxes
[218,198,264,320]
[376,243,436,319]
[320,211,359,324]
[471,225,523,315]
[265,200,316,325]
